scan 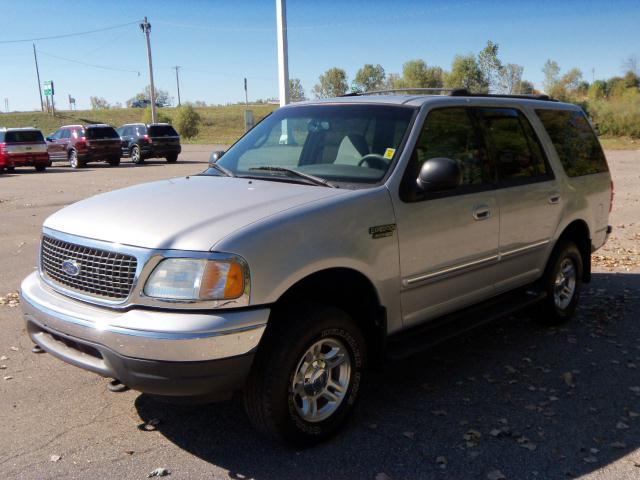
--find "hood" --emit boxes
[44,175,346,251]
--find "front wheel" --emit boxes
[6,166,16,173]
[131,145,143,164]
[536,240,583,325]
[244,304,366,446]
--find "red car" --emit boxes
[46,124,121,169]
[0,127,49,174]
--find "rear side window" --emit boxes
[148,125,178,137]
[475,108,548,182]
[535,109,608,177]
[86,127,119,140]
[4,130,44,143]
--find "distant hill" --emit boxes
[0,104,277,144]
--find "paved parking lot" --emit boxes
[0,148,639,479]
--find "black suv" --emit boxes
[117,123,181,164]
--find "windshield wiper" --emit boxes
[247,166,336,188]
[208,162,235,177]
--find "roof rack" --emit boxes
[342,87,557,102]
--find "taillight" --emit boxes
[0,142,6,154]
[610,180,614,212]
[77,137,88,149]
[143,134,152,144]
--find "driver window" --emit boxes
[412,108,491,186]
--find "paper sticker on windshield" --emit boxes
[383,148,396,160]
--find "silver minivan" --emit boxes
[21,89,612,445]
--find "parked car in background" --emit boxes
[46,124,121,168]
[0,127,49,174]
[117,123,181,164]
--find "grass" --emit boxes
[0,105,277,145]
[599,136,640,151]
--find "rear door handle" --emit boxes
[473,205,491,220]
[549,194,561,204]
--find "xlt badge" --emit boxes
[369,224,396,239]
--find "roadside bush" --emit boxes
[141,107,171,124]
[173,105,201,139]
[589,90,640,138]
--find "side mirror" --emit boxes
[209,150,225,166]
[45,136,53,142]
[416,157,462,192]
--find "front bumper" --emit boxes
[20,272,269,396]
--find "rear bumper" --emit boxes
[78,148,121,161]
[2,154,49,167]
[141,144,181,158]
[20,272,268,396]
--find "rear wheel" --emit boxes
[244,304,366,446]
[35,164,47,172]
[107,156,121,167]
[69,150,84,169]
[6,166,15,173]
[131,145,143,164]
[166,154,178,163]
[536,240,583,325]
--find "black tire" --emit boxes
[107,156,121,167]
[35,164,47,172]
[6,166,15,173]
[69,150,84,169]
[131,145,143,164]
[244,304,366,446]
[166,154,178,163]
[536,240,583,325]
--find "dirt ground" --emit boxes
[0,148,638,480]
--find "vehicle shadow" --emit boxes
[134,272,640,479]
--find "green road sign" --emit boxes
[43,81,54,96]
[44,88,52,96]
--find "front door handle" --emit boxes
[473,205,491,220]
[549,194,561,204]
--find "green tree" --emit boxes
[312,68,349,98]
[128,85,172,107]
[444,54,487,92]
[588,80,607,100]
[518,80,535,94]
[289,78,306,102]
[354,64,386,92]
[396,60,444,88]
[478,40,502,92]
[173,105,201,139]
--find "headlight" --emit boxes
[143,258,247,301]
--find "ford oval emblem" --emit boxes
[61,259,81,277]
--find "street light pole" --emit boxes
[140,17,157,123]
[32,43,44,112]
[174,66,181,107]
[275,0,290,107]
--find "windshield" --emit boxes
[86,127,119,139]
[205,104,415,186]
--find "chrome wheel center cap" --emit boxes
[304,361,328,395]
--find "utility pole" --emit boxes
[174,66,181,107]
[275,0,290,107]
[32,43,44,112]
[140,17,157,122]
[244,77,248,107]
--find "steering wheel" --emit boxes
[357,153,389,170]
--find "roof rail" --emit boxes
[449,88,557,101]
[342,87,557,102]
[341,87,456,97]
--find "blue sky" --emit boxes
[0,0,638,111]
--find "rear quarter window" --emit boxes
[535,109,608,177]
[148,125,178,137]
[86,127,119,139]
[4,130,45,143]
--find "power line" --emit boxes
[36,49,140,75]
[0,20,140,44]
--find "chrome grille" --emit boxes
[40,235,137,300]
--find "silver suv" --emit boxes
[21,90,612,445]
